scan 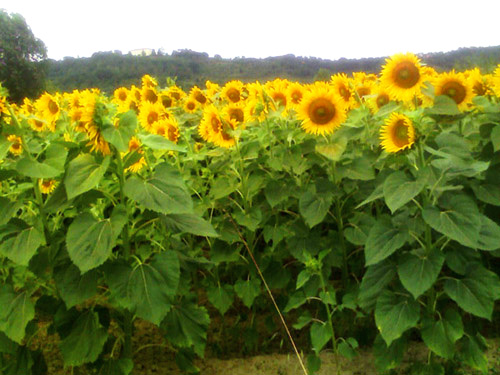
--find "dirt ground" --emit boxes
[30,318,499,375]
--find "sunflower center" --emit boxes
[34,120,44,129]
[170,92,181,100]
[377,94,390,108]
[147,112,159,125]
[187,102,196,110]
[162,96,173,108]
[291,91,302,103]
[308,98,336,125]
[229,108,244,123]
[357,87,371,97]
[144,89,158,103]
[273,93,287,107]
[118,91,127,101]
[339,86,350,101]
[156,126,166,136]
[393,62,420,89]
[48,99,59,115]
[42,180,52,188]
[211,117,221,132]
[195,92,207,104]
[441,81,466,104]
[392,120,410,147]
[226,88,240,103]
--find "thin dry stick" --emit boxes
[226,212,309,375]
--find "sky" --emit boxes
[2,0,500,62]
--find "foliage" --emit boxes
[0,10,47,102]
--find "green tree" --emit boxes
[0,9,47,102]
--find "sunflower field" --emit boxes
[0,52,500,375]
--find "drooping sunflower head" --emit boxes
[141,74,158,88]
[380,53,427,102]
[380,112,415,153]
[433,70,474,111]
[296,86,347,136]
[39,179,58,194]
[330,73,356,109]
[221,80,245,103]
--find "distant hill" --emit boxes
[46,45,500,94]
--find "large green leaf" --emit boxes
[421,310,463,359]
[54,264,98,308]
[0,224,44,266]
[397,248,444,299]
[207,284,234,315]
[422,194,481,249]
[444,265,500,319]
[16,158,62,178]
[491,124,500,152]
[59,311,108,366]
[161,213,218,237]
[0,135,10,160]
[375,290,420,346]
[105,251,180,325]
[426,95,461,116]
[299,189,332,228]
[138,134,186,152]
[234,278,261,308]
[0,198,21,226]
[310,322,332,354]
[358,259,396,311]
[64,154,110,199]
[0,286,35,344]
[162,302,210,357]
[373,334,406,372]
[459,334,488,373]
[124,163,193,214]
[98,359,133,375]
[476,215,500,251]
[66,213,115,273]
[102,110,137,152]
[44,143,68,171]
[264,180,290,208]
[365,218,409,266]
[383,170,427,213]
[315,137,347,161]
[471,183,500,206]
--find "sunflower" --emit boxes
[244,97,268,123]
[222,103,245,127]
[183,98,198,113]
[167,86,186,103]
[464,68,489,96]
[286,82,305,108]
[138,101,165,132]
[205,80,220,97]
[367,86,391,113]
[330,74,356,110]
[199,105,221,142]
[159,91,174,108]
[296,86,346,135]
[0,96,10,118]
[29,118,46,132]
[35,93,60,130]
[266,79,289,113]
[190,86,209,107]
[380,53,427,102]
[39,179,58,194]
[141,86,158,104]
[113,87,130,111]
[7,135,23,155]
[20,98,35,116]
[433,71,474,111]
[153,118,180,143]
[141,74,158,88]
[221,80,245,103]
[380,113,415,153]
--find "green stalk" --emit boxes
[318,271,340,374]
[114,147,131,260]
[335,197,348,286]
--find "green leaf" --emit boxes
[98,359,133,375]
[162,302,210,357]
[310,322,332,354]
[234,278,261,308]
[0,286,35,344]
[476,215,500,251]
[344,157,375,181]
[110,204,128,237]
[233,207,262,231]
[102,111,137,152]
[209,177,236,200]
[16,157,62,178]
[209,240,240,263]
[64,154,110,199]
[338,340,357,359]
[365,218,409,266]
[358,259,397,311]
[397,248,444,299]
[471,183,500,206]
[444,265,500,319]
[66,213,115,273]
[422,194,481,249]
[383,171,426,213]
[0,135,10,160]
[105,251,180,325]
[459,335,488,373]
[421,316,457,359]
[124,164,193,215]
[373,334,406,372]
[0,197,21,226]
[0,331,17,354]
[344,213,376,246]
[264,180,289,208]
[375,290,420,346]
[161,213,218,237]
[207,284,234,315]
[315,137,347,161]
[44,143,68,171]
[59,311,108,367]
[284,291,307,312]
[299,189,332,228]
[0,225,44,266]
[54,264,98,308]
[426,95,461,116]
[138,133,186,152]
[491,124,500,152]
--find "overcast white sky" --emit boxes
[2,0,500,61]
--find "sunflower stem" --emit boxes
[114,146,131,260]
